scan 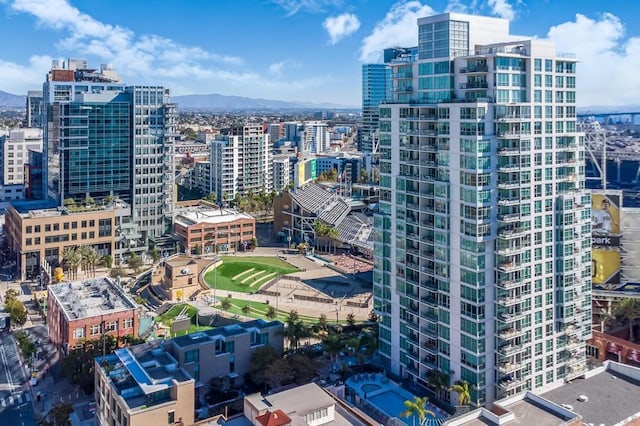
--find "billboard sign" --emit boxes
[592,191,623,291]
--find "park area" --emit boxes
[155,303,210,336]
[203,256,299,293]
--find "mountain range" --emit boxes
[0,90,25,107]
[171,93,353,110]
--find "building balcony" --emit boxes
[497,261,527,273]
[497,292,530,307]
[498,147,521,156]
[498,164,520,172]
[423,342,438,355]
[498,213,520,223]
[497,327,527,341]
[498,198,520,207]
[421,326,438,338]
[497,310,528,324]
[420,311,439,323]
[497,181,520,190]
[496,244,526,256]
[498,227,528,239]
[460,64,489,73]
[460,81,488,89]
[498,361,524,374]
[394,86,414,93]
[498,377,525,391]
[497,343,528,357]
[497,131,528,138]
[495,114,530,122]
[496,278,527,291]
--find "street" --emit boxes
[0,332,36,426]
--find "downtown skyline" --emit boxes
[0,0,638,107]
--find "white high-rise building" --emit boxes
[374,13,590,406]
[209,125,273,203]
[303,121,330,154]
[272,155,291,192]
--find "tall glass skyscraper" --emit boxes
[373,13,591,405]
[43,60,176,241]
[361,64,390,154]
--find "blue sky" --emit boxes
[0,0,639,107]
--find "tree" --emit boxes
[220,297,232,311]
[400,396,435,426]
[346,312,356,327]
[39,402,73,426]
[288,353,317,383]
[61,335,118,394]
[204,192,217,204]
[79,246,102,277]
[84,195,95,206]
[368,309,379,323]
[326,227,340,254]
[427,370,450,400]
[450,380,472,406]
[251,237,258,250]
[248,346,279,388]
[127,252,143,272]
[151,246,160,263]
[317,314,329,332]
[183,127,197,141]
[358,167,368,183]
[284,310,308,351]
[614,298,640,342]
[62,247,81,280]
[103,255,113,269]
[266,358,295,389]
[266,306,277,320]
[5,292,27,328]
[322,334,343,362]
[63,198,76,208]
[241,304,251,316]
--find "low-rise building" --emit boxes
[174,201,255,254]
[95,319,284,426]
[244,383,361,425]
[4,200,128,280]
[47,277,139,354]
[151,255,216,302]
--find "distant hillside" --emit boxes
[0,90,25,107]
[172,93,351,110]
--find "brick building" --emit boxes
[47,277,139,354]
[173,201,255,254]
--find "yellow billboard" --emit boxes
[592,248,621,287]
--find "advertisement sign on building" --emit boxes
[592,191,622,290]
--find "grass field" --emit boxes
[204,256,299,293]
[217,297,346,325]
[155,303,211,336]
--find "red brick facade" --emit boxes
[588,330,640,365]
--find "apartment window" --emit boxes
[545,59,553,72]
[534,58,542,71]
[71,222,77,229]
[90,324,101,336]
[168,411,175,425]
[73,328,85,339]
[26,226,32,234]
[45,224,51,232]
[105,321,117,332]
[34,225,41,233]
[63,222,69,230]
[122,318,133,329]
[26,238,32,246]
[185,349,199,363]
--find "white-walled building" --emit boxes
[0,128,43,186]
[272,154,291,192]
[374,12,590,406]
[303,121,330,155]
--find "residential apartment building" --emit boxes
[302,121,330,155]
[42,59,176,243]
[47,277,139,354]
[374,12,590,405]
[272,154,291,192]
[0,128,43,186]
[95,319,283,426]
[173,201,256,254]
[4,200,127,279]
[206,125,272,203]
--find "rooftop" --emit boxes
[97,341,192,411]
[48,277,137,321]
[174,205,254,227]
[170,319,282,348]
[542,361,640,426]
[246,383,352,425]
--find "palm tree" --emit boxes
[400,396,435,426]
[62,247,81,280]
[284,310,307,350]
[78,246,101,277]
[427,370,450,400]
[314,221,329,253]
[614,298,640,342]
[450,380,472,406]
[326,227,340,254]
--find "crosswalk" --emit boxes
[0,392,30,408]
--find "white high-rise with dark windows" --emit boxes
[373,13,591,406]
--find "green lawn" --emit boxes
[217,297,346,325]
[155,303,211,336]
[204,256,299,293]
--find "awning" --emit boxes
[607,342,624,354]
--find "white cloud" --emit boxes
[3,0,334,101]
[445,0,468,13]
[323,13,360,45]
[487,0,515,21]
[360,1,435,63]
[547,12,640,107]
[271,0,342,16]
[269,61,286,75]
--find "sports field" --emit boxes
[203,256,299,293]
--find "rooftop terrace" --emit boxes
[174,206,254,227]
[170,319,281,348]
[49,277,137,321]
